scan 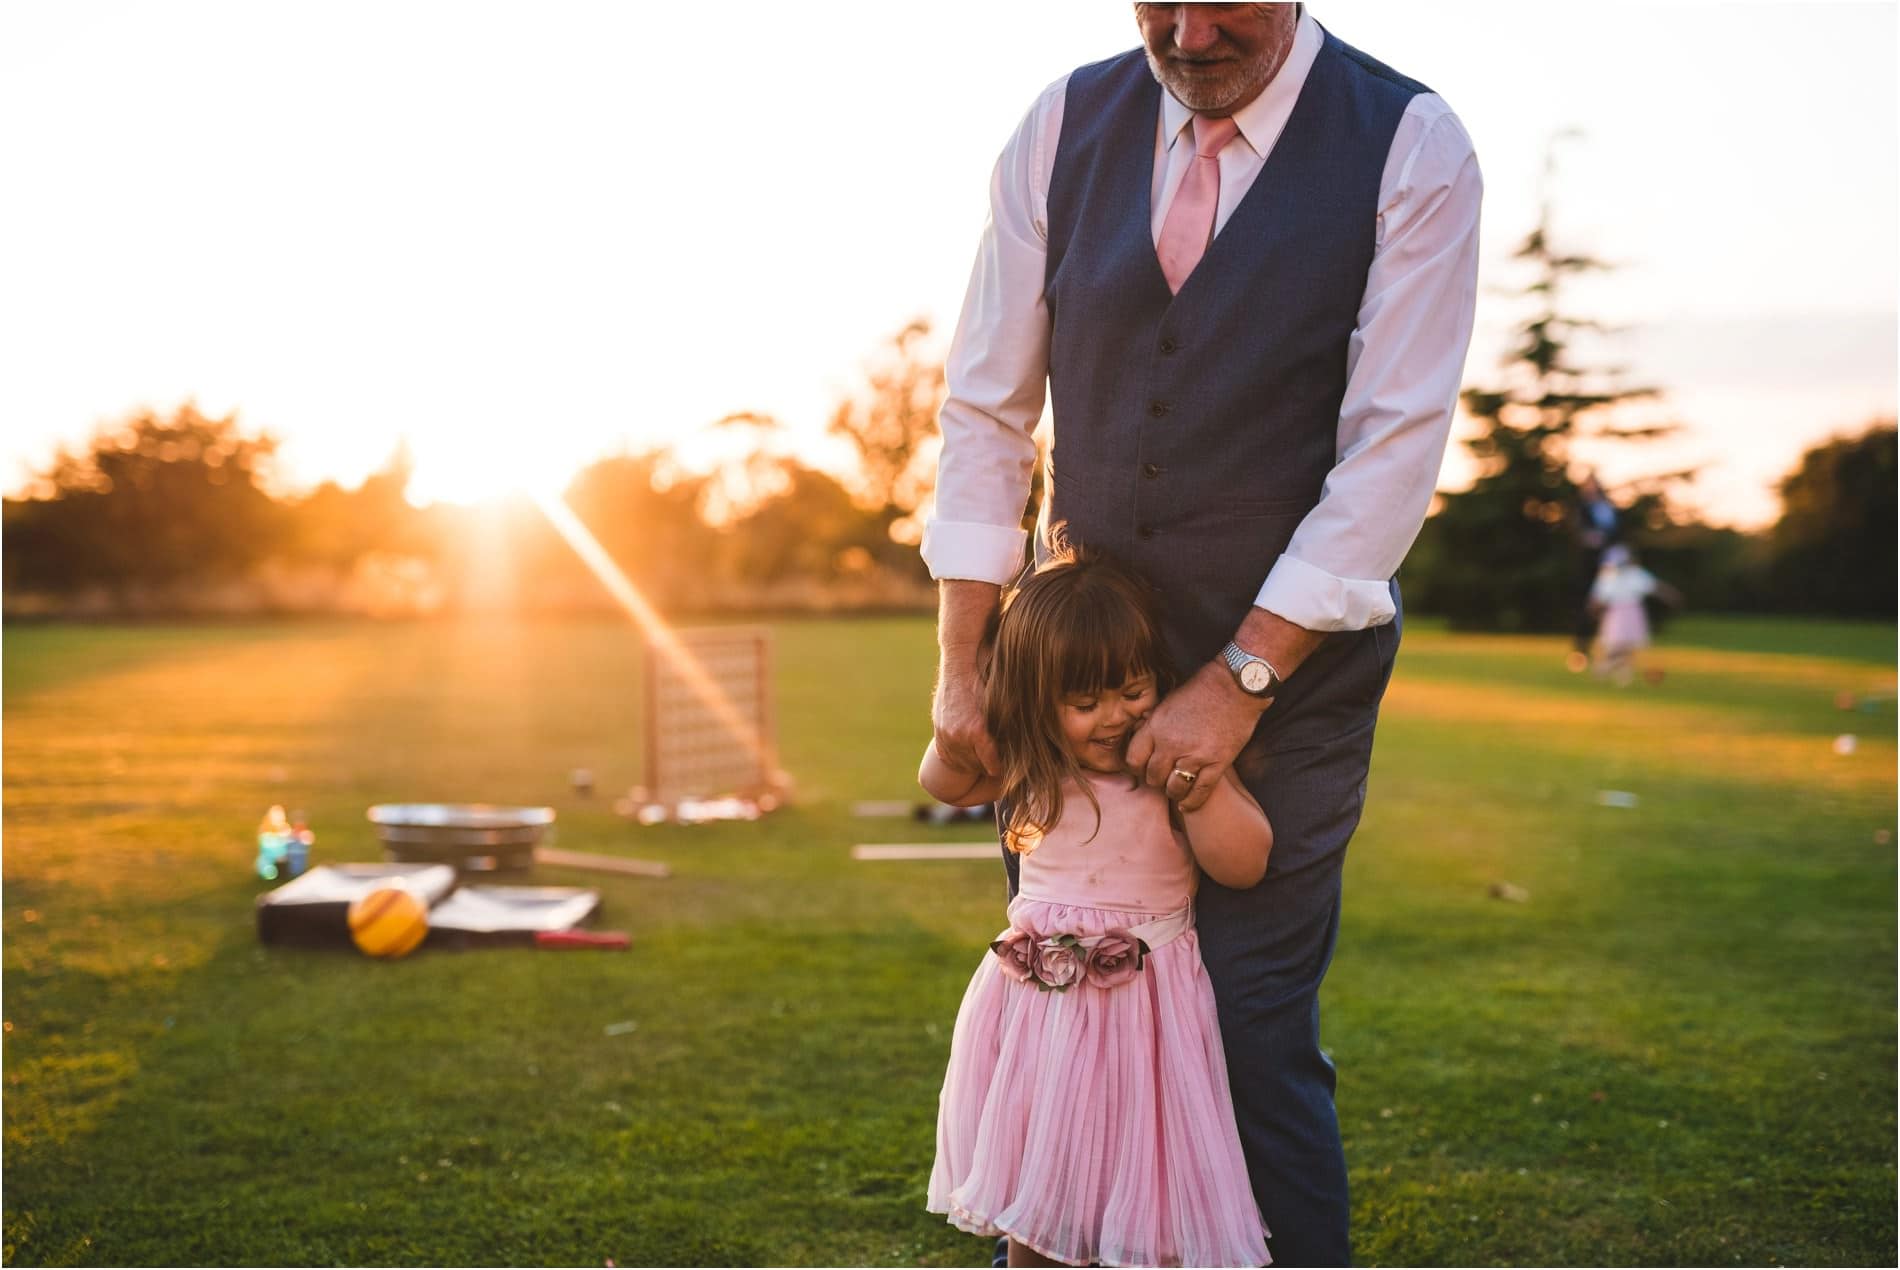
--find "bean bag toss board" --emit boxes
[256,862,602,951]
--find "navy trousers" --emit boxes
[1001,599,1400,1267]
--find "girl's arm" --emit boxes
[1180,771,1272,889]
[919,741,1003,808]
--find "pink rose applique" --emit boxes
[993,927,1151,991]
[1032,936,1085,992]
[989,929,1037,984]
[1083,929,1147,989]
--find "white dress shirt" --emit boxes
[922,11,1483,633]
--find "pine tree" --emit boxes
[1421,138,1682,631]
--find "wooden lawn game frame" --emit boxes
[642,625,780,806]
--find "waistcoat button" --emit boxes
[1137,525,1155,539]
[1159,337,1179,355]
[1141,463,1160,478]
[1148,400,1169,418]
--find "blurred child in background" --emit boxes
[1590,544,1682,685]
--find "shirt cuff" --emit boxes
[921,519,1030,586]
[1254,555,1396,632]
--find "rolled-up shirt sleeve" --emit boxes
[920,78,1068,586]
[1254,99,1483,631]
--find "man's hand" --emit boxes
[933,579,1003,779]
[932,657,1000,779]
[1126,660,1267,812]
[1129,607,1328,811]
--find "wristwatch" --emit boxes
[1220,641,1283,700]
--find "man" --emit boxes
[923,4,1480,1263]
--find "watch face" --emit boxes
[1240,661,1273,693]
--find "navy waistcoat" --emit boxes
[1043,34,1425,683]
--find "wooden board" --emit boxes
[850,800,916,818]
[536,847,672,878]
[851,844,997,861]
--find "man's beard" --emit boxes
[1143,49,1273,114]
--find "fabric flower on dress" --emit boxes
[1032,936,1085,992]
[989,929,1038,984]
[1082,929,1146,988]
[990,926,1156,991]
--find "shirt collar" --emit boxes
[1162,7,1324,159]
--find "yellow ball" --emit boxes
[347,884,430,959]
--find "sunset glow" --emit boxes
[1,2,1893,528]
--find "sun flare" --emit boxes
[404,438,574,508]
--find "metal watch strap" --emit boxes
[1221,641,1281,697]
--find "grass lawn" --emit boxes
[3,614,1894,1266]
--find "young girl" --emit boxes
[1589,544,1682,685]
[920,545,1273,1268]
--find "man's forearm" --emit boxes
[1232,606,1328,682]
[938,579,1002,670]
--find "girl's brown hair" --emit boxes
[981,534,1174,853]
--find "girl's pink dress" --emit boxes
[1592,563,1658,650]
[927,770,1269,1267]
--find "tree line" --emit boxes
[4,297,1892,624]
[1400,186,1894,626]
[2,322,945,619]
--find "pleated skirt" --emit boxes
[926,898,1270,1267]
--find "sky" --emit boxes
[2,1,1894,527]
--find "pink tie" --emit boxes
[1156,114,1239,294]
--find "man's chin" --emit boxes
[1162,80,1244,114]
[1147,54,1266,114]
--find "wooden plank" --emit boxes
[536,847,672,878]
[851,800,915,818]
[851,844,997,861]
